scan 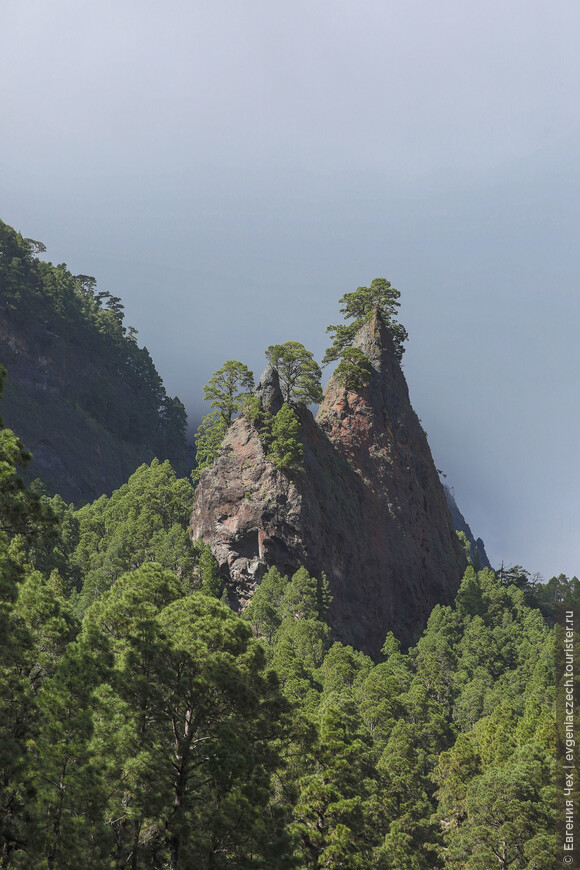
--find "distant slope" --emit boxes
[444,485,491,569]
[0,218,191,503]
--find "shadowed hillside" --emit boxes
[0,219,191,502]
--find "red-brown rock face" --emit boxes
[190,311,466,657]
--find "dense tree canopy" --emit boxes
[0,298,568,868]
[0,432,566,868]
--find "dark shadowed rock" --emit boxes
[254,363,283,414]
[190,310,466,657]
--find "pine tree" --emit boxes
[323,278,408,365]
[267,404,303,474]
[265,342,323,405]
[193,360,254,482]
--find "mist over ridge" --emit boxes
[2,0,578,577]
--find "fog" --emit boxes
[2,0,579,577]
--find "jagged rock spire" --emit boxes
[254,363,283,414]
[190,313,466,658]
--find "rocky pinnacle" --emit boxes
[190,310,466,657]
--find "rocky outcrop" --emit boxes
[190,310,467,657]
[254,364,283,414]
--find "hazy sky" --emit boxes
[2,0,579,578]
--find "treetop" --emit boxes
[323,277,408,365]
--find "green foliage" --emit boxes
[192,411,227,483]
[265,341,323,405]
[334,346,372,391]
[526,571,580,623]
[456,529,472,559]
[197,541,221,598]
[242,566,288,642]
[0,369,56,552]
[0,397,90,865]
[68,459,196,612]
[279,566,331,622]
[317,642,373,701]
[243,393,264,426]
[202,359,255,425]
[153,594,291,866]
[0,373,562,869]
[323,277,408,365]
[24,491,81,593]
[290,697,379,868]
[438,744,555,868]
[193,360,254,482]
[24,641,110,868]
[0,546,561,869]
[83,571,292,868]
[267,403,304,474]
[247,399,305,477]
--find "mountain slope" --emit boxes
[0,219,190,502]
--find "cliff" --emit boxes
[190,310,466,657]
[0,323,157,503]
[0,219,190,502]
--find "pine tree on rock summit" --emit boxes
[193,360,254,482]
[264,342,323,405]
[323,277,408,365]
